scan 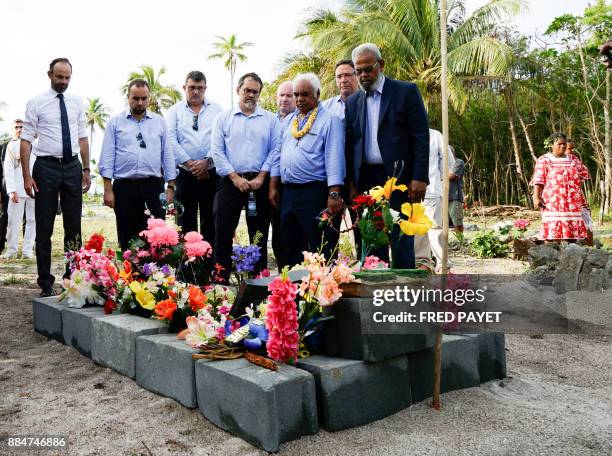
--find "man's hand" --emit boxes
[82,171,92,193]
[449,172,458,181]
[9,192,18,203]
[248,175,265,191]
[347,181,358,202]
[409,179,427,203]
[165,186,175,205]
[327,196,343,215]
[103,188,115,208]
[24,175,38,198]
[230,173,251,192]
[190,159,210,179]
[182,159,195,170]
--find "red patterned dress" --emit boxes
[530,152,590,240]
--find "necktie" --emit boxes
[362,91,373,164]
[57,93,72,160]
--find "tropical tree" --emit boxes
[122,65,182,114]
[0,100,5,122]
[85,98,110,151]
[286,0,522,111]
[208,34,253,106]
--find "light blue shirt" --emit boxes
[165,99,223,164]
[273,104,345,187]
[277,111,295,130]
[210,106,280,176]
[364,76,386,165]
[321,95,346,120]
[99,110,176,181]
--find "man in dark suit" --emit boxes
[345,43,429,268]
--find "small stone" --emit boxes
[606,258,612,275]
[528,245,559,268]
[464,224,479,231]
[586,248,609,268]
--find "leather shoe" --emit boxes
[40,287,57,298]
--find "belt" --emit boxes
[114,176,161,183]
[236,172,259,180]
[362,163,385,169]
[282,180,327,189]
[37,155,78,164]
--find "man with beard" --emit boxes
[322,59,358,120]
[0,119,24,254]
[270,73,345,267]
[20,58,91,297]
[99,79,176,252]
[166,71,222,243]
[210,72,280,280]
[345,43,429,268]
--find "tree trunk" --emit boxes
[517,111,537,163]
[604,69,611,213]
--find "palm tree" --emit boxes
[122,65,182,114]
[208,34,254,106]
[0,101,6,123]
[291,0,522,112]
[85,98,110,151]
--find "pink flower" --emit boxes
[147,218,167,229]
[185,240,212,258]
[266,275,299,364]
[122,250,131,260]
[184,231,203,243]
[143,225,179,248]
[331,262,355,285]
[255,269,271,279]
[362,255,388,270]
[317,276,342,307]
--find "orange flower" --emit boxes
[107,263,119,282]
[154,299,177,321]
[188,286,207,312]
[119,260,133,282]
[167,289,177,299]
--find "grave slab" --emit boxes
[62,306,108,357]
[136,334,199,408]
[91,314,168,378]
[195,358,318,452]
[297,355,412,431]
[32,297,65,342]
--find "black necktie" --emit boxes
[57,93,72,160]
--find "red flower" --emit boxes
[104,299,116,315]
[85,233,105,253]
[154,299,177,321]
[188,286,207,312]
[373,210,383,218]
[353,194,375,207]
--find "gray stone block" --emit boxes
[464,333,506,383]
[32,297,65,342]
[586,248,609,268]
[136,334,199,408]
[195,358,318,452]
[324,297,435,361]
[408,335,480,403]
[91,314,168,378]
[296,355,412,431]
[62,306,108,357]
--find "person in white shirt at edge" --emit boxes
[2,120,35,259]
[166,71,222,243]
[414,128,455,272]
[321,59,358,120]
[20,58,91,297]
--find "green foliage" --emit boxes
[470,230,509,258]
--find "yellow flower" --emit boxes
[129,281,156,310]
[369,177,407,202]
[291,106,318,139]
[399,203,433,236]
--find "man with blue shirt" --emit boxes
[270,73,345,267]
[321,60,358,120]
[99,79,176,251]
[166,71,222,242]
[210,72,280,279]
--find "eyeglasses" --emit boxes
[355,62,379,75]
[336,72,356,79]
[136,132,146,148]
[192,115,199,131]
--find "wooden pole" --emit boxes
[432,0,450,411]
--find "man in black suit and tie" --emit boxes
[345,43,429,268]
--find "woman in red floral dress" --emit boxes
[530,133,591,241]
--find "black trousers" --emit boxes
[113,177,165,252]
[0,183,8,252]
[33,157,82,289]
[213,175,270,281]
[175,168,217,243]
[280,181,340,268]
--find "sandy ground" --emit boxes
[1,282,611,456]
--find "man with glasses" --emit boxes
[0,120,24,254]
[345,43,429,268]
[210,72,281,280]
[99,78,176,251]
[322,60,358,120]
[20,58,91,297]
[166,71,222,243]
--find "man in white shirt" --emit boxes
[1,119,35,259]
[414,128,455,272]
[321,60,358,120]
[20,58,91,297]
[166,71,222,243]
[0,120,23,253]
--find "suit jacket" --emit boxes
[345,77,430,189]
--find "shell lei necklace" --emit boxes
[291,106,318,139]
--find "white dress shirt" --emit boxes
[321,95,346,120]
[425,129,455,199]
[21,88,87,157]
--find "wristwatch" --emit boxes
[82,167,90,173]
[329,191,341,200]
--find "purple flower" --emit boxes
[142,262,158,276]
[161,264,171,276]
[231,244,261,274]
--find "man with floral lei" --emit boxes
[269,73,345,267]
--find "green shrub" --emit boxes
[470,230,509,258]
